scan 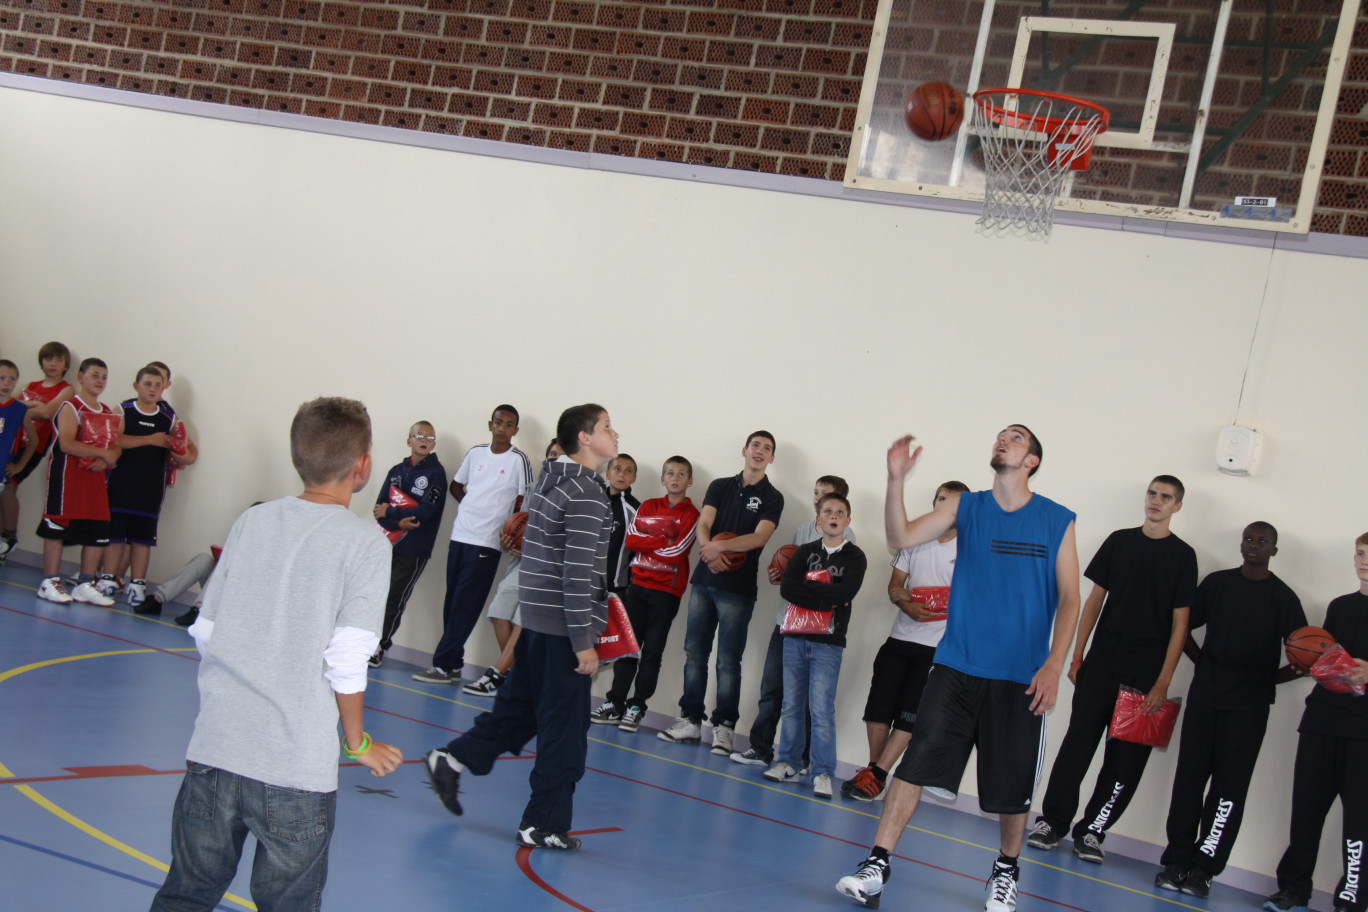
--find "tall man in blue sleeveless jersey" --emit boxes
[837,426,1080,912]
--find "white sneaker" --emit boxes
[763,761,800,783]
[93,574,120,597]
[813,773,833,799]
[0,538,14,563]
[710,723,734,756]
[71,581,115,606]
[37,577,74,604]
[984,860,1019,912]
[126,580,147,608]
[657,717,701,743]
[836,854,890,908]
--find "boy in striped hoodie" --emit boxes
[423,403,619,850]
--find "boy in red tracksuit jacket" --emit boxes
[591,455,700,733]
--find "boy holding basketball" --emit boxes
[423,404,618,850]
[731,475,854,767]
[149,398,401,912]
[659,431,784,755]
[1029,475,1197,862]
[1264,534,1368,912]
[1155,522,1305,899]
[591,455,699,730]
[414,405,532,686]
[369,420,447,667]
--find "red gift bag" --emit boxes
[780,568,836,635]
[76,411,121,469]
[1310,644,1365,696]
[374,485,417,545]
[164,420,189,487]
[909,585,951,622]
[1108,685,1181,749]
[596,592,640,663]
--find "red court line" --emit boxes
[515,828,624,912]
[583,767,1094,912]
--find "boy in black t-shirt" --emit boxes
[659,431,784,755]
[1156,521,1306,899]
[1029,476,1197,863]
[1264,534,1368,912]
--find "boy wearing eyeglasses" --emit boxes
[370,420,447,667]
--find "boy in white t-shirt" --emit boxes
[414,405,532,685]
[841,481,967,802]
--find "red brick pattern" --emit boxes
[0,0,1365,233]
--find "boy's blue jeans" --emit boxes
[679,584,755,727]
[150,763,335,912]
[777,637,843,779]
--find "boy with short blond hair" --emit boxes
[149,397,401,911]
[731,474,854,767]
[2,341,74,560]
[369,420,447,667]
[766,493,867,799]
[592,455,700,731]
[35,358,121,606]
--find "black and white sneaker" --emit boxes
[1180,869,1212,898]
[1026,818,1061,850]
[618,705,644,732]
[1154,864,1186,891]
[367,651,384,668]
[423,748,464,817]
[729,747,770,766]
[1073,831,1105,864]
[984,860,1019,912]
[517,827,581,850]
[836,854,890,908]
[589,701,623,725]
[462,667,504,696]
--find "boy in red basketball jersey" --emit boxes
[35,358,122,606]
[1,341,74,562]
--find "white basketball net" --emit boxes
[970,90,1108,236]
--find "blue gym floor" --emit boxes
[0,560,1265,912]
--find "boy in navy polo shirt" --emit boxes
[370,421,447,667]
[659,431,784,755]
[1265,533,1368,912]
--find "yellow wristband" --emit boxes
[341,732,371,759]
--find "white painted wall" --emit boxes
[2,83,1364,893]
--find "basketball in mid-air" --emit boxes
[905,81,966,141]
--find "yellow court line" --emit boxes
[0,575,193,629]
[0,649,256,910]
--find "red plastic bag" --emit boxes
[909,585,951,622]
[164,420,189,487]
[597,592,640,663]
[374,485,417,545]
[1310,644,1365,696]
[780,568,836,635]
[633,514,679,539]
[76,411,121,469]
[1108,685,1181,749]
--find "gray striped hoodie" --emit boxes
[517,456,612,652]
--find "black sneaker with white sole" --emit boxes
[1026,818,1061,850]
[423,748,464,816]
[1154,864,1186,891]
[1073,831,1105,863]
[835,854,890,908]
[1180,869,1212,898]
[517,826,581,850]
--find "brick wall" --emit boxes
[1,0,1365,233]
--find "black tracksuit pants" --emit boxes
[1273,731,1368,911]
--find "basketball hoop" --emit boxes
[970,88,1109,235]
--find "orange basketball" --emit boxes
[502,511,529,550]
[712,532,746,572]
[1285,626,1336,673]
[905,81,965,141]
[769,544,800,579]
